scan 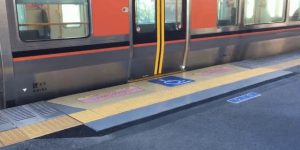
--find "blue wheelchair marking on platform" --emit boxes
[149,76,195,87]
[227,92,262,104]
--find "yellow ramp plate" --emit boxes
[0,128,29,146]
[70,110,103,123]
[19,115,81,139]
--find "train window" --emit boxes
[135,0,156,33]
[165,0,183,31]
[217,0,239,26]
[289,0,300,21]
[244,0,286,25]
[16,0,89,42]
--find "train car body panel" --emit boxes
[92,0,130,36]
[0,0,300,108]
[187,27,300,70]
[3,0,132,106]
[191,0,217,29]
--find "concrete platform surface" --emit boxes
[3,71,300,150]
[0,51,300,148]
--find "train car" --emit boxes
[0,0,300,108]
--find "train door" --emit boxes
[130,0,187,80]
[0,42,4,108]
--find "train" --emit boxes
[0,0,300,108]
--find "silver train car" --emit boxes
[0,0,300,108]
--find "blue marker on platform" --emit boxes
[227,92,262,104]
[149,76,194,87]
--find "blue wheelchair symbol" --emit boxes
[149,76,195,87]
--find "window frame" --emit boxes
[191,0,291,36]
[14,0,91,42]
[286,0,300,23]
[217,0,240,27]
[134,0,156,34]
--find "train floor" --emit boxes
[2,51,300,149]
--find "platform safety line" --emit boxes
[0,128,29,147]
[68,68,276,124]
[18,115,81,139]
[0,115,82,148]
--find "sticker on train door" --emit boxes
[149,76,195,87]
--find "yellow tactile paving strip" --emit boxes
[0,128,29,147]
[0,115,81,148]
[19,115,81,139]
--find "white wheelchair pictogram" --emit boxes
[158,79,192,85]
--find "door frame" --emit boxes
[128,0,190,80]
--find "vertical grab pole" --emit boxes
[128,0,134,80]
[181,0,191,71]
[154,0,162,75]
[158,0,165,74]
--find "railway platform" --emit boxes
[1,51,300,148]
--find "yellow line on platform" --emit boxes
[19,115,81,139]
[82,68,276,121]
[0,128,29,146]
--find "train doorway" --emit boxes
[130,0,187,80]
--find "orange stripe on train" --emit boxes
[13,46,129,62]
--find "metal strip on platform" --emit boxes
[0,113,16,132]
[47,102,86,115]
[0,106,44,128]
[24,102,64,119]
